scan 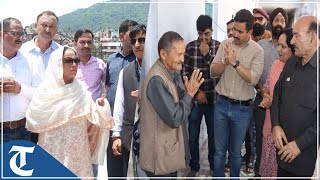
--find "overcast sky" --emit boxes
[0,0,103,26]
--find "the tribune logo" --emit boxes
[9,145,35,176]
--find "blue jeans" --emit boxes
[188,103,215,171]
[213,96,252,178]
[1,126,31,145]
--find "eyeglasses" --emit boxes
[254,17,264,22]
[39,23,57,29]
[4,31,25,38]
[130,37,145,46]
[63,57,80,66]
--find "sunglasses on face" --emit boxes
[4,31,25,38]
[130,37,146,46]
[63,57,80,66]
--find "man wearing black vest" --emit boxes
[111,24,146,177]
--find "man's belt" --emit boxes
[219,95,252,106]
[2,118,26,129]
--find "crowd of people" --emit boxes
[0,6,319,179]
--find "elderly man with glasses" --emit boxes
[0,17,42,144]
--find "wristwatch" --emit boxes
[233,60,240,69]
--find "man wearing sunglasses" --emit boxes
[73,29,106,177]
[106,19,138,178]
[251,8,271,42]
[112,24,146,178]
[183,14,220,177]
[0,17,42,144]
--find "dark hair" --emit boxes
[279,28,295,54]
[119,19,138,34]
[37,11,59,23]
[270,8,288,24]
[158,31,184,57]
[129,24,146,39]
[0,17,21,31]
[226,19,234,26]
[234,9,254,31]
[196,15,212,32]
[308,20,320,39]
[74,29,94,42]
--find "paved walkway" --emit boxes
[97,119,255,179]
[179,138,255,178]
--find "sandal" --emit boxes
[246,162,254,174]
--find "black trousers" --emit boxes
[106,132,130,179]
[243,119,254,164]
[30,132,38,143]
[253,95,266,176]
[277,166,311,179]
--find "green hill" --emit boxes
[58,1,150,33]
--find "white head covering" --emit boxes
[26,46,97,133]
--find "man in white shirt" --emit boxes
[20,11,61,143]
[20,11,61,71]
[0,17,42,144]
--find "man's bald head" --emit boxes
[291,16,319,60]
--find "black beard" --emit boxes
[252,23,266,36]
[272,25,283,39]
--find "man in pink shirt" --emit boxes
[74,29,107,177]
[74,29,106,102]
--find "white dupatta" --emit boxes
[26,47,113,164]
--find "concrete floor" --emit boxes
[97,119,255,179]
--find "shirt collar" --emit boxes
[25,36,60,52]
[308,48,318,68]
[295,48,318,69]
[0,50,23,61]
[116,47,134,58]
[135,57,141,67]
[87,56,97,64]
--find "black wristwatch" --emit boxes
[233,60,240,69]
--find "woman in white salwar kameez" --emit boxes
[26,46,114,179]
